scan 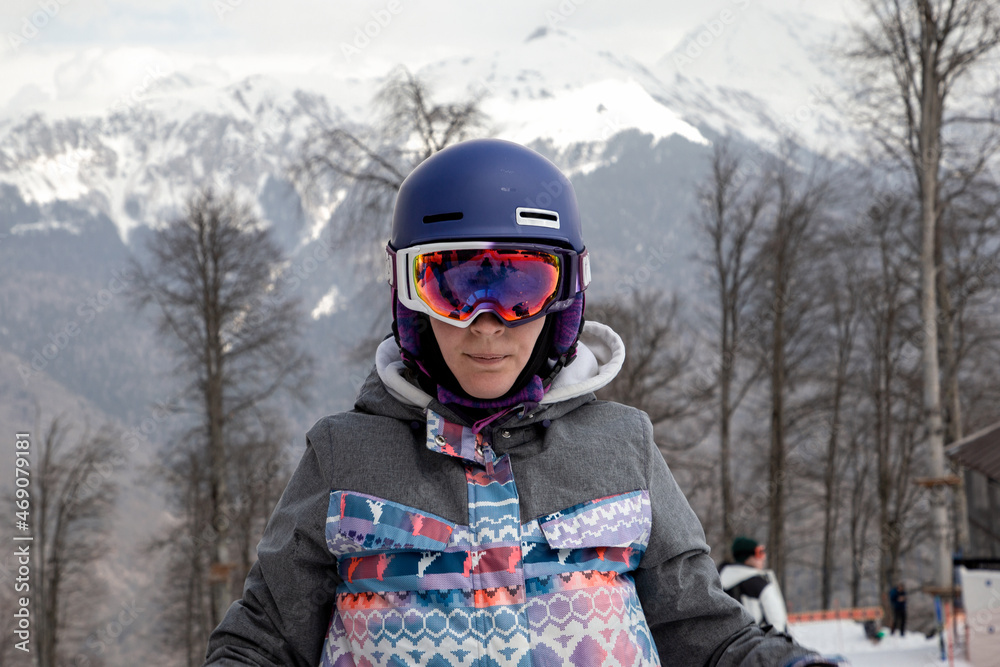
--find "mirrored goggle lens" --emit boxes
[412,248,561,323]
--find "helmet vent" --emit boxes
[423,211,464,224]
[516,207,560,229]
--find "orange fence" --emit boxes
[788,607,883,623]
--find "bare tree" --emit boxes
[849,0,1000,589]
[694,139,768,548]
[752,149,835,590]
[846,423,879,607]
[846,187,943,616]
[132,188,312,637]
[24,417,118,667]
[296,66,490,250]
[148,443,213,667]
[814,233,863,609]
[294,67,492,359]
[144,412,292,667]
[591,290,711,433]
[225,410,293,587]
[863,193,913,608]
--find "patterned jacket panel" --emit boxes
[319,410,660,667]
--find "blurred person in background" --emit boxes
[719,536,790,634]
[889,581,907,636]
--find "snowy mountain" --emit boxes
[1,27,717,241]
[0,15,852,249]
[1,75,336,244]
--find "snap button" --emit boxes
[435,435,446,445]
[501,430,511,439]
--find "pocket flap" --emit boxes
[539,490,650,549]
[327,491,455,556]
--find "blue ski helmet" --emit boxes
[389,138,586,253]
[387,138,589,406]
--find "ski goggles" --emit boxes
[388,241,590,327]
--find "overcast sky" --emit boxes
[0,0,866,122]
[0,0,855,69]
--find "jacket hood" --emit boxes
[718,562,767,590]
[365,320,625,417]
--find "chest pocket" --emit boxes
[326,490,456,556]
[524,490,651,578]
[326,491,464,593]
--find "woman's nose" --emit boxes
[470,312,504,334]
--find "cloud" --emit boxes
[0,0,854,118]
[1,0,234,53]
[0,0,779,64]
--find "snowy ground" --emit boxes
[790,619,973,667]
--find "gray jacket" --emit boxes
[205,322,826,666]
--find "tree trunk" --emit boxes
[769,277,788,589]
[203,216,231,628]
[876,286,898,620]
[208,369,230,626]
[918,11,950,590]
[720,308,735,549]
[821,372,845,609]
[849,483,867,608]
[208,332,231,627]
[877,351,892,620]
[937,253,971,553]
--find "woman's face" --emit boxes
[430,313,546,399]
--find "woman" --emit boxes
[206,138,831,667]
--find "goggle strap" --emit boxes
[385,249,396,286]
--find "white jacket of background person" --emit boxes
[719,564,790,634]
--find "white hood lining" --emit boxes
[375,320,626,410]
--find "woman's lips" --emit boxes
[467,353,507,363]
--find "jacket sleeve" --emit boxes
[205,423,341,666]
[632,415,830,667]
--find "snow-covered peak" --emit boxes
[423,25,663,99]
[654,7,852,151]
[491,78,705,150]
[417,26,705,151]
